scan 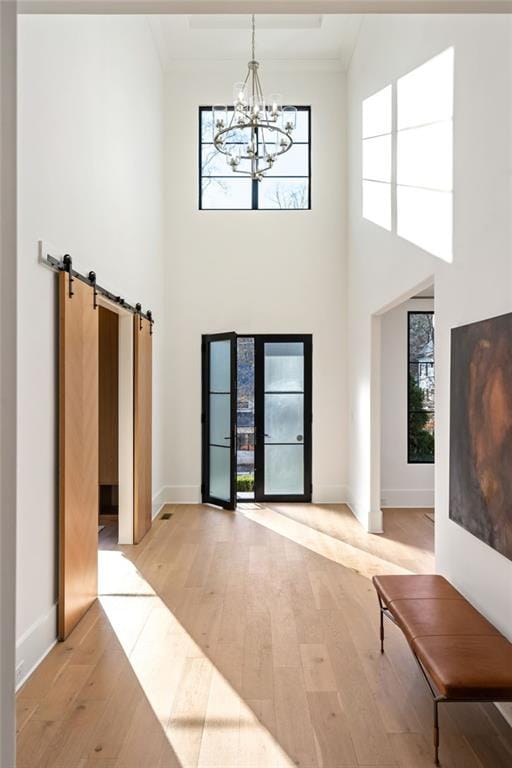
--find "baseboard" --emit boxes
[496,702,512,728]
[16,603,58,691]
[380,488,434,508]
[152,486,167,519]
[311,485,347,504]
[153,485,201,506]
[156,485,348,506]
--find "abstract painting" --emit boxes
[450,312,512,561]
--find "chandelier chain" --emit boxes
[212,12,296,179]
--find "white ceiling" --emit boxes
[148,15,363,71]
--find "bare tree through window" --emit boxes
[199,106,310,210]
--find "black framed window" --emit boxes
[408,311,435,464]
[199,106,311,210]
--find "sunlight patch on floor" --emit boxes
[98,550,296,768]
[239,504,412,580]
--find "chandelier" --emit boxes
[212,14,297,180]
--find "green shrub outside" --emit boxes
[237,474,254,492]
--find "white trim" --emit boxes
[15,603,58,692]
[312,484,347,504]
[381,488,435,508]
[154,485,202,504]
[496,703,512,729]
[156,485,350,506]
[118,314,134,545]
[164,59,345,73]
[152,486,168,519]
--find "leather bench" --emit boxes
[372,574,512,765]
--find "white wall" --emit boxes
[380,297,434,508]
[347,15,512,643]
[17,15,165,682]
[0,4,17,766]
[162,64,347,505]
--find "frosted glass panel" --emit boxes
[397,48,454,130]
[397,122,452,191]
[363,135,392,182]
[210,340,231,392]
[397,185,452,261]
[210,394,231,446]
[265,394,303,444]
[265,445,304,495]
[362,85,392,138]
[209,446,230,501]
[265,343,304,392]
[362,180,391,230]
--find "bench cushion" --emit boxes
[391,598,501,644]
[372,574,463,605]
[412,635,512,699]
[373,574,512,701]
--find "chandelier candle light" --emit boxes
[213,14,297,180]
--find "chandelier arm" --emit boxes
[214,125,293,158]
[214,124,293,154]
[230,161,274,177]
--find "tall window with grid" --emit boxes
[199,106,311,210]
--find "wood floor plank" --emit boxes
[299,644,337,692]
[17,505,512,768]
[37,698,108,768]
[307,691,358,767]
[35,664,94,722]
[166,657,213,768]
[197,668,241,768]
[274,666,319,768]
[242,606,274,700]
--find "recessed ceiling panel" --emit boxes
[188,15,324,30]
[148,14,363,70]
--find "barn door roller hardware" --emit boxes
[135,303,153,335]
[43,251,155,324]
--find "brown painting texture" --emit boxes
[450,312,512,561]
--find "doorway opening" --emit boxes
[202,333,312,510]
[99,306,119,542]
[237,337,255,501]
[376,283,435,534]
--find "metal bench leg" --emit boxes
[433,699,440,765]
[378,596,385,653]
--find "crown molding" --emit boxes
[164,57,345,72]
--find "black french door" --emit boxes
[201,333,237,510]
[202,333,312,507]
[255,335,312,502]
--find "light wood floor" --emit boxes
[17,504,512,768]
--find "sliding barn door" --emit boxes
[133,316,152,543]
[59,272,99,640]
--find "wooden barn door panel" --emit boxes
[133,316,152,544]
[59,272,99,640]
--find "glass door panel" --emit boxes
[202,333,236,509]
[255,336,312,502]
